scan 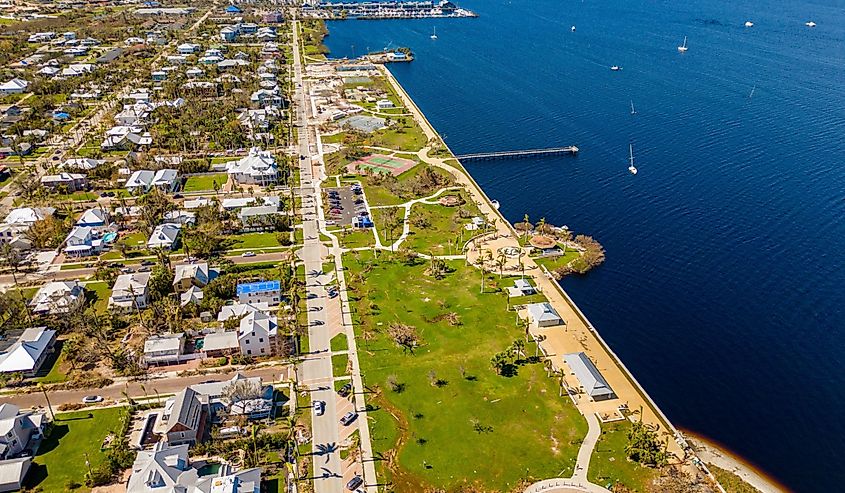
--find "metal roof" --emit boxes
[563,352,615,399]
[236,280,280,295]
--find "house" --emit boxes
[30,281,84,315]
[163,387,207,445]
[127,441,261,493]
[250,88,284,107]
[526,302,563,327]
[217,302,269,322]
[144,333,185,366]
[3,207,53,228]
[102,126,152,150]
[563,352,616,401]
[220,26,239,42]
[0,207,54,250]
[225,148,279,186]
[0,457,32,492]
[147,223,182,250]
[0,79,28,95]
[236,280,281,306]
[126,169,179,194]
[109,272,151,312]
[76,208,108,228]
[115,105,151,126]
[180,286,203,307]
[151,70,167,81]
[376,99,394,109]
[40,172,88,193]
[186,67,204,78]
[173,262,210,292]
[238,311,277,357]
[183,197,211,210]
[0,404,45,460]
[177,43,200,54]
[0,327,57,377]
[507,279,536,298]
[221,195,279,210]
[63,157,103,170]
[0,143,31,158]
[163,210,196,226]
[263,11,284,23]
[189,373,274,419]
[225,5,242,14]
[63,225,102,257]
[201,331,240,357]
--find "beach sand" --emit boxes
[686,432,789,493]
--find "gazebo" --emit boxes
[529,235,557,250]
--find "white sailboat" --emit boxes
[749,84,756,99]
[630,100,637,115]
[745,20,754,27]
[805,21,816,28]
[678,36,688,52]
[430,27,437,39]
[610,65,621,71]
[628,144,638,175]
[571,25,576,32]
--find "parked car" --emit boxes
[137,266,151,272]
[82,395,103,404]
[346,476,364,491]
[173,193,183,199]
[313,400,325,416]
[340,412,358,426]
[140,260,155,266]
[337,382,352,397]
[241,251,256,257]
[327,288,338,299]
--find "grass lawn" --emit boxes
[32,341,67,384]
[338,228,375,249]
[533,250,582,273]
[24,407,127,492]
[332,352,348,376]
[229,232,281,249]
[344,251,587,492]
[370,207,403,247]
[372,123,428,152]
[85,281,111,313]
[353,163,451,207]
[122,231,148,248]
[589,421,659,492]
[330,333,348,352]
[184,173,228,192]
[321,132,346,144]
[708,464,761,493]
[405,196,480,256]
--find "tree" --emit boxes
[0,244,31,325]
[625,421,668,467]
[495,251,507,278]
[386,322,419,353]
[223,379,263,403]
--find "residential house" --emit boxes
[201,331,240,357]
[376,99,394,109]
[0,327,57,377]
[114,105,151,126]
[147,223,182,250]
[109,272,151,312]
[163,388,207,445]
[185,67,204,78]
[102,126,152,150]
[29,281,84,315]
[220,26,239,42]
[189,373,274,420]
[76,208,108,228]
[126,169,179,194]
[221,195,279,211]
[0,404,45,460]
[177,43,200,54]
[151,70,167,81]
[238,205,282,231]
[173,263,210,292]
[163,210,196,226]
[0,207,54,250]
[217,302,269,322]
[126,441,261,493]
[40,172,88,193]
[63,225,102,257]
[506,279,536,298]
[250,88,284,107]
[0,79,28,95]
[526,302,564,328]
[238,311,277,357]
[236,280,281,306]
[62,157,103,170]
[180,286,203,307]
[144,333,185,366]
[225,148,279,186]
[183,197,211,210]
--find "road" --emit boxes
[0,365,287,414]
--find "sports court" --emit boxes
[347,154,416,176]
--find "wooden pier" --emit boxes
[455,146,579,162]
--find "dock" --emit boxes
[456,146,579,162]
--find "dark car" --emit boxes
[337,382,352,397]
[173,193,183,199]
[140,260,155,266]
[346,476,364,491]
[340,412,358,426]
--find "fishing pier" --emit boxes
[456,146,579,162]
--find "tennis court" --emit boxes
[347,154,416,176]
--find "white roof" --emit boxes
[30,281,83,314]
[174,262,209,284]
[217,302,269,322]
[144,333,184,354]
[0,78,29,91]
[0,457,31,489]
[225,148,278,179]
[527,302,562,324]
[112,272,151,296]
[63,157,102,170]
[147,223,181,248]
[3,207,54,226]
[180,286,203,306]
[0,327,56,373]
[201,331,240,353]
[221,195,279,210]
[77,208,107,225]
[238,311,277,339]
[126,442,190,493]
[125,169,154,188]
[183,197,210,209]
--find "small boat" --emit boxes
[491,200,500,210]
[571,25,576,32]
[749,84,756,99]
[745,21,754,27]
[610,65,621,71]
[430,27,437,39]
[678,36,688,52]
[805,21,816,27]
[628,144,638,175]
[630,101,636,115]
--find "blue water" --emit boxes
[325,1,845,491]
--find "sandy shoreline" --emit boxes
[685,431,789,493]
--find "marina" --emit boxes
[302,0,477,20]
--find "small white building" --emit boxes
[236,281,281,306]
[376,99,394,109]
[143,333,185,366]
[30,281,85,315]
[0,327,57,376]
[526,302,564,328]
[109,272,151,312]
[0,79,29,95]
[147,223,182,250]
[238,311,277,357]
[217,302,270,323]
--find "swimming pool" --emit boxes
[102,232,117,243]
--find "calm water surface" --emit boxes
[325,1,845,490]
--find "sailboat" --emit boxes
[678,36,688,52]
[630,101,637,115]
[749,84,756,99]
[628,144,638,175]
[430,27,437,39]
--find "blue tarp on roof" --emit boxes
[225,5,242,13]
[237,280,280,295]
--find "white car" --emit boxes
[313,400,325,416]
[82,395,103,404]
[241,251,256,257]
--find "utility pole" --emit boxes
[38,383,54,421]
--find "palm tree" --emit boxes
[536,217,546,236]
[495,251,507,278]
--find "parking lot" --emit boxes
[324,184,367,227]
